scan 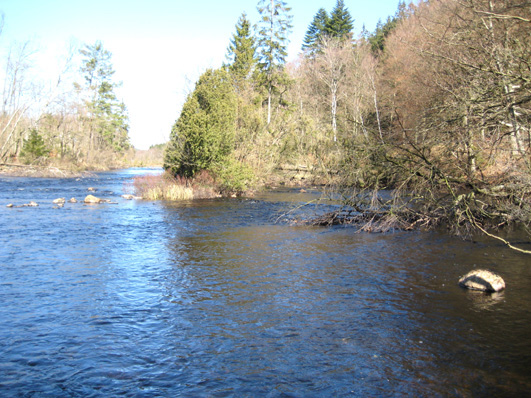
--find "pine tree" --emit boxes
[80,41,130,154]
[326,0,354,39]
[20,129,49,163]
[225,13,257,85]
[256,0,293,124]
[302,8,330,55]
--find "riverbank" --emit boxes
[0,163,97,178]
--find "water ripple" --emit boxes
[1,169,530,396]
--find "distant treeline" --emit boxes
[0,37,131,169]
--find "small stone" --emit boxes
[87,187,97,192]
[6,203,13,208]
[53,198,66,204]
[459,269,505,292]
[27,201,38,207]
[69,197,77,203]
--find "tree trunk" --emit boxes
[331,81,337,141]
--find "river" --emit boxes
[1,168,530,397]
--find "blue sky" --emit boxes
[0,0,402,149]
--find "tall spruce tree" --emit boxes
[225,13,257,85]
[302,8,330,55]
[256,0,293,124]
[326,0,354,39]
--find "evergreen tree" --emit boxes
[256,0,293,124]
[164,68,237,178]
[20,129,49,163]
[302,8,330,55]
[368,1,408,54]
[80,41,130,154]
[225,13,257,85]
[326,0,354,39]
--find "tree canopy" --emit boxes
[225,13,257,85]
[256,0,293,124]
[302,8,329,55]
[326,0,354,39]
[80,41,130,154]
[301,1,354,56]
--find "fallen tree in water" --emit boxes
[297,182,531,255]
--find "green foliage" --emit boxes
[20,129,49,163]
[302,1,354,58]
[367,1,407,54]
[256,0,293,124]
[212,158,256,194]
[80,41,130,153]
[256,0,293,73]
[326,0,354,39]
[164,68,237,178]
[225,13,258,86]
[302,8,330,55]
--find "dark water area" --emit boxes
[1,168,530,397]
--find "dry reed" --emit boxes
[133,172,218,200]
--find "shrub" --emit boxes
[212,158,255,195]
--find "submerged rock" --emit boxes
[53,198,66,204]
[26,201,38,207]
[459,269,505,292]
[121,194,141,200]
[88,187,97,192]
[69,197,77,203]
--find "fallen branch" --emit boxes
[471,218,531,255]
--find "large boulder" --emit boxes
[459,269,505,292]
[84,194,102,204]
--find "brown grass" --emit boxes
[132,171,219,200]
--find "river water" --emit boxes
[0,168,530,397]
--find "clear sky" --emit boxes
[0,0,401,149]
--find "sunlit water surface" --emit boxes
[1,168,530,397]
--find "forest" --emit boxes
[163,0,530,248]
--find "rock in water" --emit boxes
[459,269,505,292]
[69,197,77,203]
[84,194,102,204]
[53,198,66,204]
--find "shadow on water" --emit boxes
[0,169,530,397]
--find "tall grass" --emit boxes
[133,172,218,200]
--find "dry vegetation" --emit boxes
[132,171,220,201]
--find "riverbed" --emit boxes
[1,168,530,397]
